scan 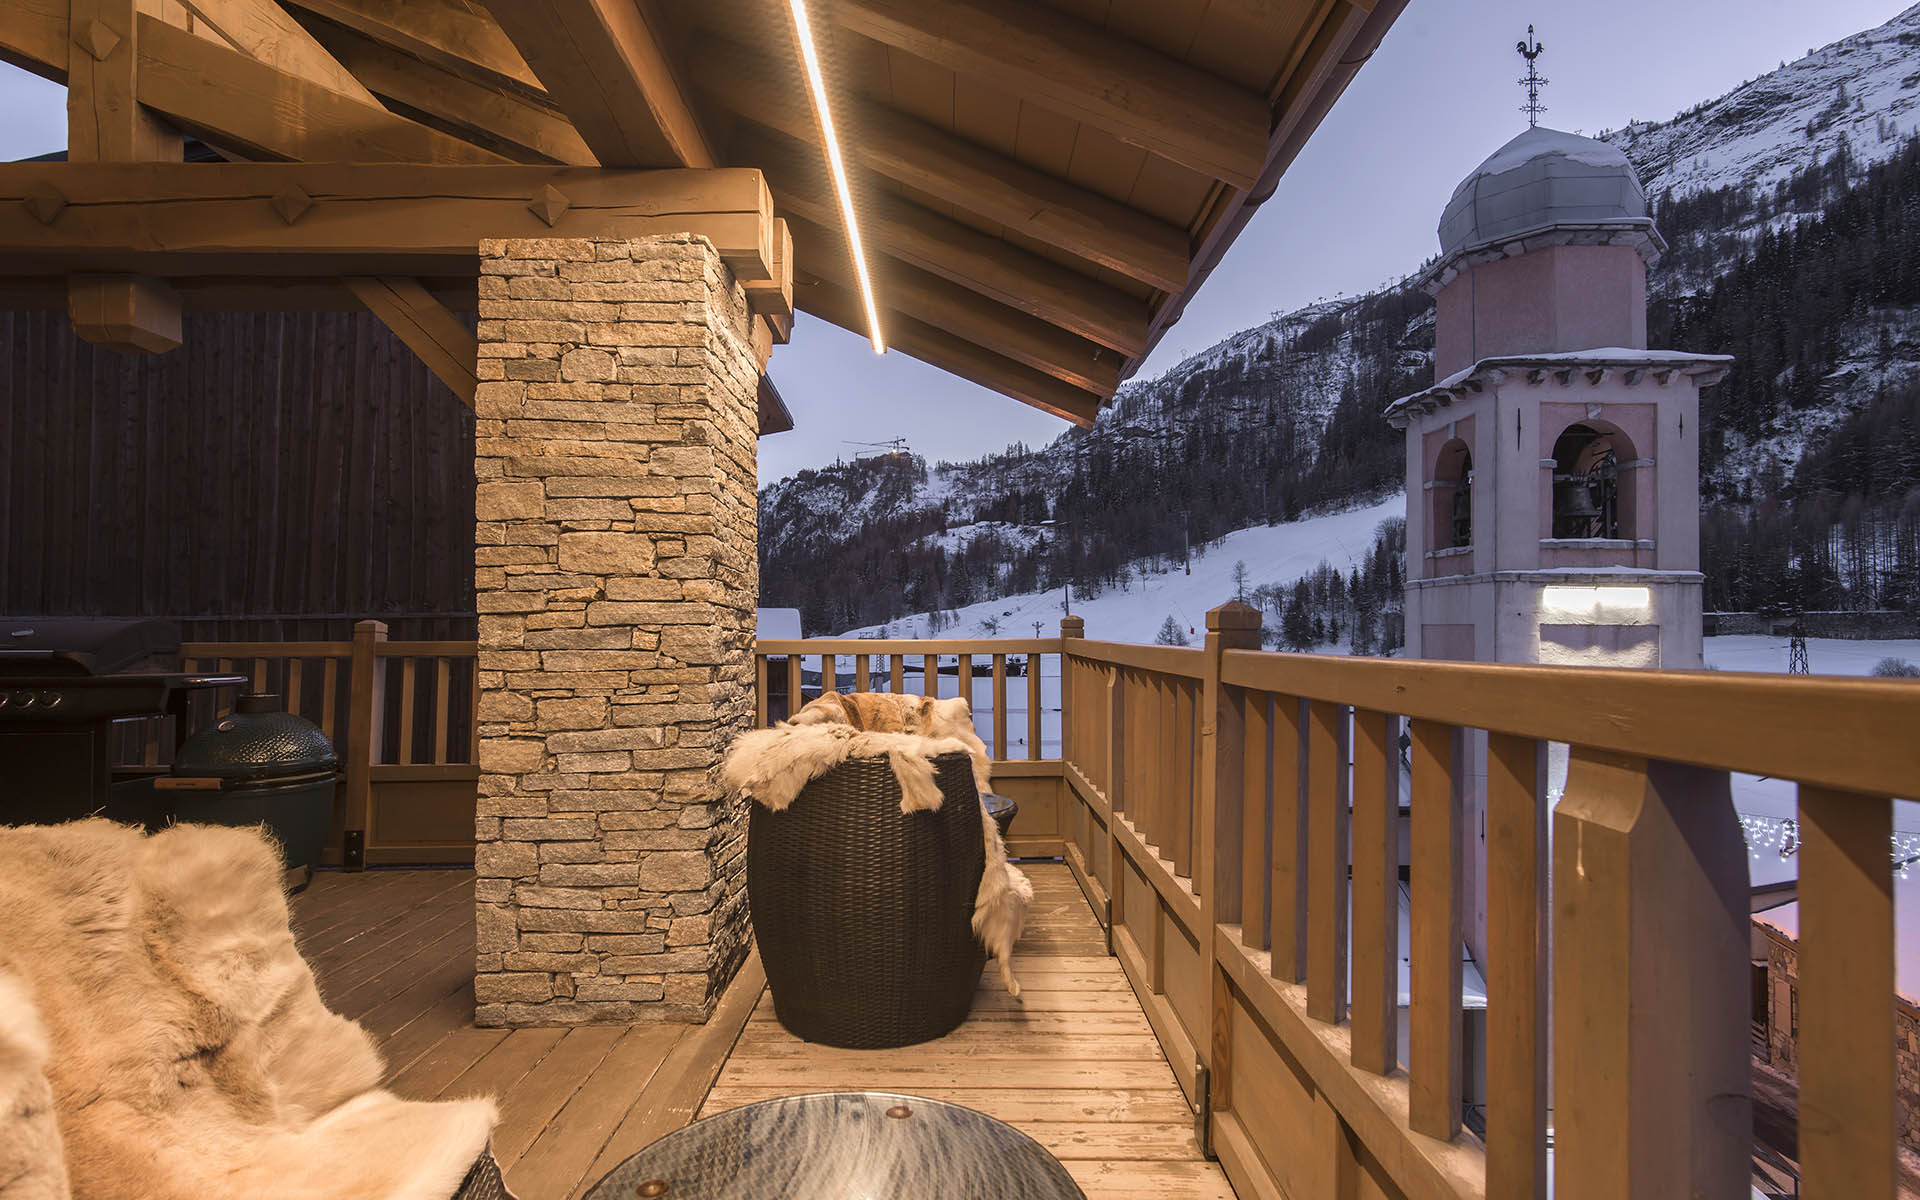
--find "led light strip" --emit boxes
[788,0,885,354]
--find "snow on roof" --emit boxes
[1438,126,1652,260]
[1383,349,1736,425]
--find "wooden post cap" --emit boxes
[1061,616,1085,638]
[1206,601,1262,632]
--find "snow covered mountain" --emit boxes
[762,4,1920,639]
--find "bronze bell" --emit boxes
[1554,476,1602,521]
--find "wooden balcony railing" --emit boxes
[117,620,480,866]
[764,609,1918,1200]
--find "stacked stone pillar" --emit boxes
[472,235,758,1025]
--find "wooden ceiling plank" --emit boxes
[345,276,478,408]
[482,0,715,169]
[312,20,597,166]
[743,128,1147,358]
[789,214,1116,395]
[799,271,1101,427]
[282,0,544,96]
[177,0,377,104]
[829,0,1269,190]
[0,163,779,285]
[133,13,507,162]
[689,38,1187,293]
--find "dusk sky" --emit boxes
[0,0,1908,483]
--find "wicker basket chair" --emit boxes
[746,751,988,1048]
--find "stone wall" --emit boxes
[471,235,759,1025]
[1758,920,1920,1152]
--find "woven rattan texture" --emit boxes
[747,752,988,1049]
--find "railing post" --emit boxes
[1552,750,1750,1200]
[342,619,388,871]
[1200,601,1262,1152]
[1061,616,1083,765]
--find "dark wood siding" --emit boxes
[0,310,475,640]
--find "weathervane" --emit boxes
[1516,24,1547,127]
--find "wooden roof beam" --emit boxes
[0,0,72,84]
[481,0,715,169]
[798,273,1102,427]
[282,0,545,98]
[788,215,1117,396]
[178,0,378,105]
[0,163,787,310]
[308,20,597,165]
[829,0,1270,191]
[688,38,1188,295]
[741,128,1148,359]
[133,14,505,162]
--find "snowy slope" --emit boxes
[1606,3,1920,200]
[842,497,1404,643]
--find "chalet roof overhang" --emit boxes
[0,0,1408,429]
[1383,351,1736,430]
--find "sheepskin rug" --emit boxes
[0,820,496,1200]
[722,692,1034,996]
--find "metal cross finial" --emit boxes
[1516,24,1548,127]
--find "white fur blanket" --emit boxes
[0,820,496,1200]
[723,694,1033,996]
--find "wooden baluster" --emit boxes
[321,658,339,739]
[787,653,804,717]
[957,654,972,716]
[822,653,837,695]
[856,653,872,693]
[1241,689,1272,950]
[1408,718,1461,1138]
[1269,694,1307,982]
[1797,785,1895,1200]
[1027,652,1043,760]
[287,659,304,720]
[433,659,452,765]
[754,655,769,727]
[1487,734,1548,1197]
[217,660,235,716]
[252,657,268,693]
[397,658,418,766]
[1171,680,1196,877]
[468,652,479,764]
[1350,707,1399,1074]
[890,653,904,694]
[1553,752,1750,1200]
[1107,668,1126,815]
[991,655,1007,759]
[1306,700,1349,1024]
[343,621,387,871]
[923,652,938,698]
[1148,676,1170,850]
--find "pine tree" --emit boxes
[1155,616,1191,647]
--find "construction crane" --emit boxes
[843,437,909,460]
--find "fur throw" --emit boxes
[0,820,496,1200]
[724,693,1033,996]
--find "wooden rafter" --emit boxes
[0,163,789,314]
[482,0,715,169]
[178,0,377,105]
[799,272,1101,427]
[345,276,478,408]
[309,20,596,165]
[689,38,1188,295]
[788,216,1117,396]
[282,0,544,97]
[828,0,1271,191]
[743,129,1148,359]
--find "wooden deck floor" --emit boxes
[292,864,1231,1200]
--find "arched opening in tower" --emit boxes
[1432,438,1473,550]
[1551,422,1638,539]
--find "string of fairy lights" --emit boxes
[1737,812,1920,881]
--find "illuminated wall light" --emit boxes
[787,0,885,355]
[1540,585,1652,616]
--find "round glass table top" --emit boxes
[582,1090,1085,1200]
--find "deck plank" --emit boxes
[296,864,1231,1199]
